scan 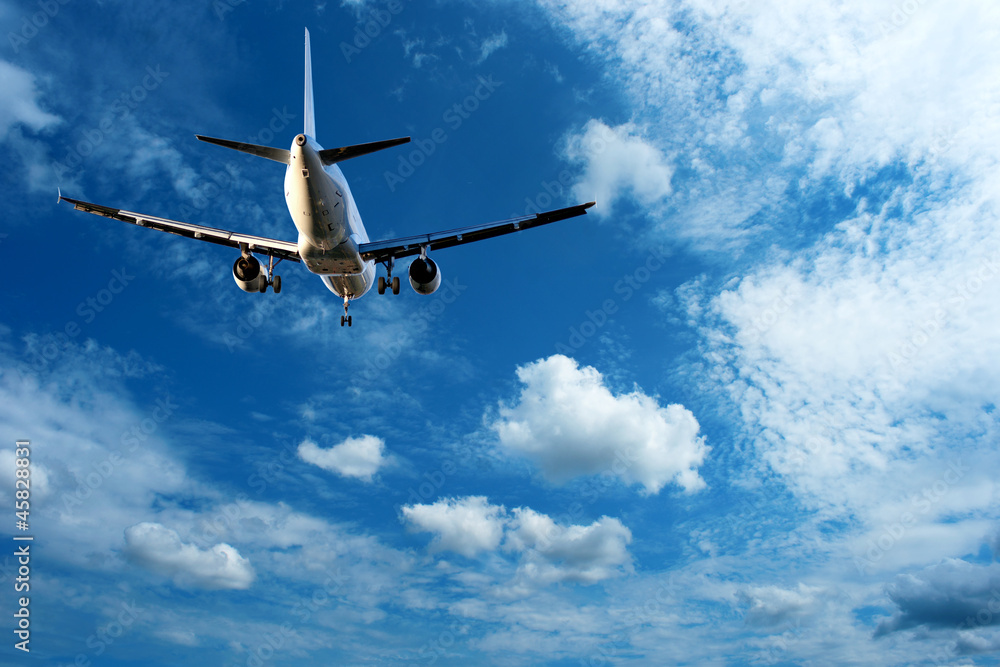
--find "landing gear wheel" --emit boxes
[273,275,281,294]
[378,276,386,295]
[391,276,400,295]
[259,279,267,293]
[341,296,353,327]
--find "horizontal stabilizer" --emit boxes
[196,135,291,164]
[319,137,411,166]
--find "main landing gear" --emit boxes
[377,257,400,295]
[237,243,282,294]
[263,253,282,293]
[341,295,352,327]
[261,255,284,294]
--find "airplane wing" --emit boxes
[59,195,301,262]
[358,202,595,264]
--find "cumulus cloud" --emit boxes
[402,496,506,557]
[739,583,823,628]
[298,435,386,481]
[504,508,632,584]
[492,355,707,494]
[562,119,674,216]
[875,559,1000,637]
[124,522,255,590]
[402,497,632,584]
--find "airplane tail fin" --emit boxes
[304,28,316,140]
[196,30,408,166]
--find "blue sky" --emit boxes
[2,0,1000,664]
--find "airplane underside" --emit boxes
[58,27,594,330]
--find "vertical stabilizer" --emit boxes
[304,28,316,140]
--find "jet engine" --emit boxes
[233,255,267,293]
[408,256,441,295]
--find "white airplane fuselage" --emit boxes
[284,133,375,299]
[59,29,594,328]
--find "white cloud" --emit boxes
[504,508,632,584]
[739,583,822,628]
[562,119,674,216]
[0,446,51,502]
[534,1,1000,256]
[0,60,60,139]
[298,435,386,481]
[476,30,508,63]
[492,355,707,494]
[124,522,255,590]
[402,496,506,557]
[155,628,200,647]
[403,496,633,586]
[693,175,1000,513]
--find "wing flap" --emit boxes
[60,195,301,262]
[359,202,595,263]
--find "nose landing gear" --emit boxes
[341,295,352,327]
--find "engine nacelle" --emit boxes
[408,256,441,295]
[233,255,267,293]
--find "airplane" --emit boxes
[59,28,594,327]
